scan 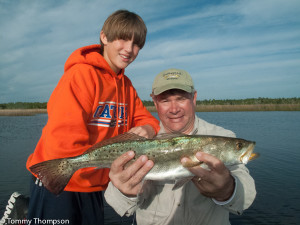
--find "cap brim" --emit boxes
[153,84,193,95]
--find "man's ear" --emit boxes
[151,94,158,108]
[193,91,197,106]
[100,31,108,45]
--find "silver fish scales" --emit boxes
[30,133,258,195]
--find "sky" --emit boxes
[0,0,299,103]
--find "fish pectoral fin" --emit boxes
[181,160,203,168]
[181,150,203,168]
[173,177,193,190]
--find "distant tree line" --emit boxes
[0,98,299,109]
[0,102,47,109]
[143,97,300,106]
[196,97,300,105]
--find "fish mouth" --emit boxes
[240,142,258,164]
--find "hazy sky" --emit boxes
[0,0,299,103]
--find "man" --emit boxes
[105,68,256,225]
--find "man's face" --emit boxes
[101,31,140,74]
[153,89,197,134]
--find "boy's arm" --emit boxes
[128,83,160,136]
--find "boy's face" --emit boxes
[101,31,140,74]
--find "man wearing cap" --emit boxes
[105,69,256,225]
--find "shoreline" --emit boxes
[0,109,47,116]
[147,104,300,112]
[0,104,299,116]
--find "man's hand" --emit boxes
[128,124,156,138]
[181,152,235,201]
[109,151,154,197]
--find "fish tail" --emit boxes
[29,158,76,195]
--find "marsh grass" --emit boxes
[0,104,299,116]
[0,109,47,116]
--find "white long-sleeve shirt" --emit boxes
[105,116,256,225]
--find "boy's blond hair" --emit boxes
[100,9,147,55]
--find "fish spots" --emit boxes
[144,152,156,159]
[56,160,74,175]
[58,160,69,172]
[107,148,128,158]
[110,149,119,154]
[169,138,180,147]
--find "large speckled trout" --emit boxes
[30,133,258,195]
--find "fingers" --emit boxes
[128,126,148,137]
[110,151,135,173]
[194,152,225,170]
[124,159,153,187]
[109,151,154,196]
[128,125,156,138]
[181,152,226,182]
[118,155,153,184]
[182,152,224,171]
[181,152,235,200]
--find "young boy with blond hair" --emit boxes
[26,10,159,224]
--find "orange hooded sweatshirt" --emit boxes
[26,44,160,192]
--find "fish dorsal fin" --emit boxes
[154,131,199,139]
[84,132,148,153]
[154,132,186,140]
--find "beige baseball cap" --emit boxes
[152,68,194,95]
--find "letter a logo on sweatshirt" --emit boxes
[89,101,127,127]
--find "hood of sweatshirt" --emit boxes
[64,44,124,80]
[63,44,127,135]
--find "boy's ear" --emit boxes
[100,31,108,45]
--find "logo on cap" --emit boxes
[163,71,182,80]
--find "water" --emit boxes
[0,112,299,224]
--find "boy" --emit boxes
[26,10,159,225]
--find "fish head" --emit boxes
[235,139,257,164]
[210,137,257,165]
[198,136,258,165]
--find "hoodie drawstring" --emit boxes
[114,77,119,135]
[122,77,128,132]
[114,75,128,135]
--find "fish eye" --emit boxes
[236,142,243,150]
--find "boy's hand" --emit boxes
[128,124,156,138]
[109,151,154,197]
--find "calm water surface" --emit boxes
[0,112,299,224]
